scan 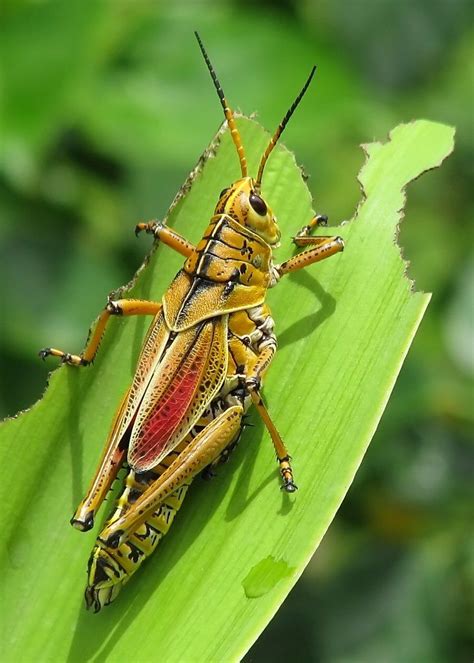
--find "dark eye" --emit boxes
[220,187,230,198]
[249,192,267,216]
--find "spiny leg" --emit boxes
[246,379,297,493]
[100,405,244,548]
[84,439,192,613]
[39,299,162,366]
[241,335,295,492]
[135,220,195,258]
[276,212,344,274]
[266,226,343,484]
[277,234,344,276]
[230,312,294,491]
[245,218,343,489]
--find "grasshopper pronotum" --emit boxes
[40,33,344,612]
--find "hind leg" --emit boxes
[99,405,244,548]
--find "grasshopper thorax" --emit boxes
[215,177,281,246]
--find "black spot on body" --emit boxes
[126,542,143,563]
[93,558,111,584]
[224,280,236,296]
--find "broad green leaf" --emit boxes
[0,118,454,662]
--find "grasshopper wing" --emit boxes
[127,316,228,472]
[72,309,171,527]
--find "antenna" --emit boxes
[195,32,248,177]
[256,66,316,187]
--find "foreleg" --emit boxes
[135,220,195,258]
[275,213,344,277]
[277,235,344,276]
[39,299,162,366]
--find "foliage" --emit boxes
[0,2,472,661]
[0,117,454,661]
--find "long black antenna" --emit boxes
[256,66,316,187]
[194,32,248,177]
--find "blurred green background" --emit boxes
[1,1,472,661]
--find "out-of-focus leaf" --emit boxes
[444,257,474,375]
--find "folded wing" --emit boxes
[128,316,228,472]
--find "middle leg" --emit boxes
[246,383,297,493]
[228,308,296,492]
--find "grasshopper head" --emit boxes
[215,177,281,246]
[196,32,315,246]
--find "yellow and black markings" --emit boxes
[40,32,344,611]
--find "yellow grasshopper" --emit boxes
[40,33,344,612]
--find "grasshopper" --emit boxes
[40,33,344,612]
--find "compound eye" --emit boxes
[220,187,230,198]
[249,192,267,216]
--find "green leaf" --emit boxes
[0,118,454,662]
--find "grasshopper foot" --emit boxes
[281,479,298,493]
[279,455,298,493]
[293,213,329,246]
[201,466,217,481]
[135,220,161,238]
[39,347,89,366]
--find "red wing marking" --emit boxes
[129,338,207,469]
[72,310,169,519]
[128,317,227,472]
